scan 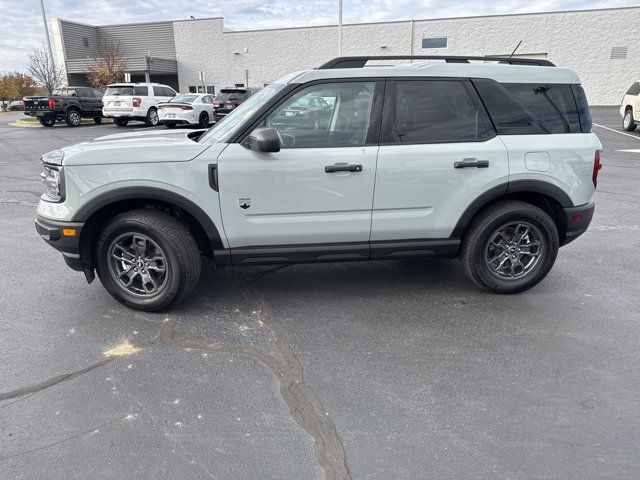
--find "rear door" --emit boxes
[371,78,509,243]
[76,87,99,115]
[217,79,383,251]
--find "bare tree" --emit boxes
[86,40,127,91]
[27,46,63,95]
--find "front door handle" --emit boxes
[454,158,489,169]
[325,163,363,173]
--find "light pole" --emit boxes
[39,0,55,68]
[338,0,343,56]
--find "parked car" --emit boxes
[35,55,601,311]
[212,87,260,121]
[8,100,24,111]
[270,94,334,130]
[620,81,640,131]
[158,93,215,128]
[23,87,104,127]
[102,83,176,127]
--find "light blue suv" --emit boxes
[36,55,602,310]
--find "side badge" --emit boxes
[239,198,251,209]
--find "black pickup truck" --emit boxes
[24,86,104,127]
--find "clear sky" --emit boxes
[0,0,637,72]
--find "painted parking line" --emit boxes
[616,149,640,153]
[593,123,640,141]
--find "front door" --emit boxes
[372,79,510,242]
[217,80,382,252]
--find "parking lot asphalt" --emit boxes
[0,108,638,479]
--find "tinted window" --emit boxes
[76,87,92,97]
[571,85,592,133]
[105,86,133,96]
[53,88,77,96]
[263,81,375,148]
[502,83,581,133]
[134,86,148,96]
[474,80,583,134]
[170,94,198,103]
[383,80,492,144]
[92,89,103,98]
[626,82,640,96]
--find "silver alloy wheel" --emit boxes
[107,233,168,297]
[149,109,159,126]
[624,112,632,129]
[485,221,544,279]
[69,111,80,126]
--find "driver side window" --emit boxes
[262,81,375,149]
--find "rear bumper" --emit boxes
[35,215,85,271]
[561,202,595,246]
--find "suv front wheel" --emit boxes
[95,210,201,311]
[623,108,637,132]
[459,200,559,294]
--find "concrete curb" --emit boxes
[10,118,113,128]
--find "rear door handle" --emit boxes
[454,158,490,169]
[325,163,363,173]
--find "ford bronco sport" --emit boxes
[35,55,602,311]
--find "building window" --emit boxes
[610,47,628,59]
[189,85,215,94]
[422,37,447,49]
[83,36,89,48]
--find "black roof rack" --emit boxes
[317,55,556,69]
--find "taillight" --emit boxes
[213,101,220,107]
[593,149,603,188]
[297,108,310,117]
[132,97,141,107]
[48,98,55,109]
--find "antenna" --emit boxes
[508,40,523,60]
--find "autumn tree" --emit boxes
[27,46,63,95]
[0,72,36,110]
[86,40,126,91]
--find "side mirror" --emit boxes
[243,127,281,153]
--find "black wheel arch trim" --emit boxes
[450,180,574,238]
[72,187,224,251]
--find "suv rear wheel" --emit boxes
[95,210,201,311]
[623,108,637,132]
[145,108,159,127]
[458,200,559,294]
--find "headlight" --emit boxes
[41,165,64,202]
[41,149,64,166]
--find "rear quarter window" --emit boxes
[473,80,583,134]
[134,86,149,96]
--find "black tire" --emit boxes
[95,209,201,311]
[198,112,209,128]
[65,109,82,127]
[38,117,55,127]
[623,108,637,132]
[94,117,102,124]
[458,200,559,294]
[145,108,159,127]
[165,122,176,129]
[114,118,129,127]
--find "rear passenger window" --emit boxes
[134,86,148,96]
[383,80,493,144]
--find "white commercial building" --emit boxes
[53,6,640,105]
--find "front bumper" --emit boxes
[35,215,85,271]
[561,202,595,246]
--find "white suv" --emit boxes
[36,55,602,311]
[102,82,177,127]
[620,81,640,131]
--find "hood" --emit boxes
[62,129,211,166]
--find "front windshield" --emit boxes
[198,75,299,144]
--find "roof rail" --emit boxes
[317,55,556,69]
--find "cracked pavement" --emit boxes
[0,108,639,479]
